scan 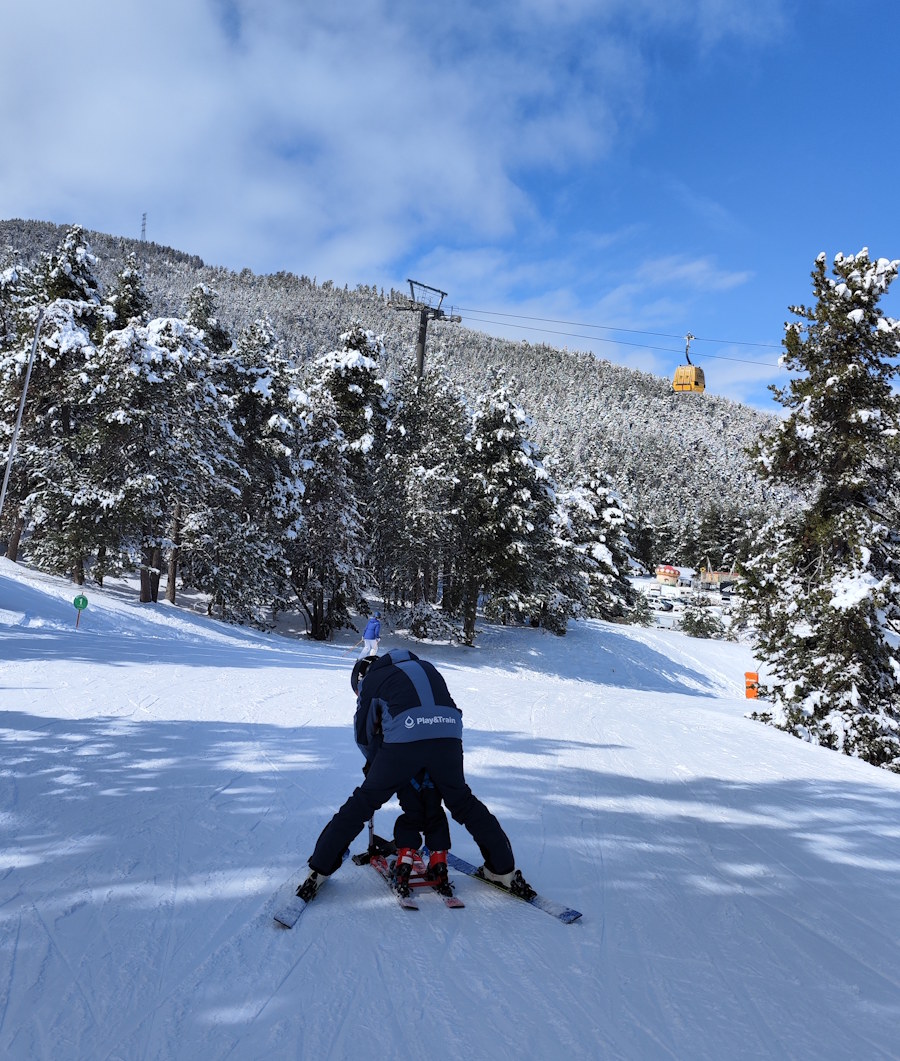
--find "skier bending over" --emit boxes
[354,653,453,892]
[298,649,535,901]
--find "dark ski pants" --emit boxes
[394,771,451,852]
[309,738,514,876]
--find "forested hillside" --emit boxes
[0,218,780,570]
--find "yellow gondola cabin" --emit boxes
[673,363,705,392]
[673,333,705,393]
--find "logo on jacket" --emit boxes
[404,716,415,729]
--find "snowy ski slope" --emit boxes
[1,558,899,1060]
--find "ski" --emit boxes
[445,852,582,924]
[357,849,464,909]
[411,851,465,908]
[273,881,322,928]
[274,852,347,928]
[369,853,419,909]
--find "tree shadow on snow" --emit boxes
[2,709,899,1060]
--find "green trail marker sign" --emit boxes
[73,594,88,628]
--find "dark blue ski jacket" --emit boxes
[354,649,463,762]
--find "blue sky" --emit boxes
[3,0,899,411]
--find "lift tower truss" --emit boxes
[394,279,461,378]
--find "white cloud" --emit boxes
[1,1,785,274]
[1,0,795,409]
[635,255,752,292]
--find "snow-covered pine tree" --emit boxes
[310,323,386,496]
[557,469,635,621]
[742,249,900,771]
[0,260,39,558]
[669,512,700,569]
[630,590,654,626]
[74,324,159,587]
[41,225,104,312]
[60,255,158,589]
[508,490,575,636]
[5,226,113,582]
[286,343,373,632]
[452,373,559,644]
[627,511,658,574]
[105,251,152,331]
[209,315,308,622]
[186,283,232,355]
[693,502,736,572]
[369,354,466,624]
[86,316,239,604]
[0,260,33,354]
[679,596,727,639]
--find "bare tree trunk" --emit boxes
[411,563,424,604]
[6,513,25,561]
[140,543,153,603]
[150,546,162,603]
[73,556,85,585]
[166,550,178,603]
[313,586,325,639]
[462,576,479,646]
[166,502,181,604]
[440,561,453,611]
[424,559,437,603]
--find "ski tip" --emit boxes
[273,903,305,929]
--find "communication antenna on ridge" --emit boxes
[141,213,147,241]
[393,279,461,378]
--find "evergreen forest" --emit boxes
[0,219,779,596]
[4,220,900,772]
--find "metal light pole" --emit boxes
[0,308,46,527]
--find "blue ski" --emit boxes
[445,852,582,924]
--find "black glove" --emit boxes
[362,761,371,777]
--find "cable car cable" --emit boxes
[454,307,782,351]
[457,313,782,368]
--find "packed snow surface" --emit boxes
[2,558,899,1060]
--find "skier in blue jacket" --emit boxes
[358,611,381,657]
[298,649,534,901]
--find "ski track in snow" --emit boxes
[3,559,900,1059]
